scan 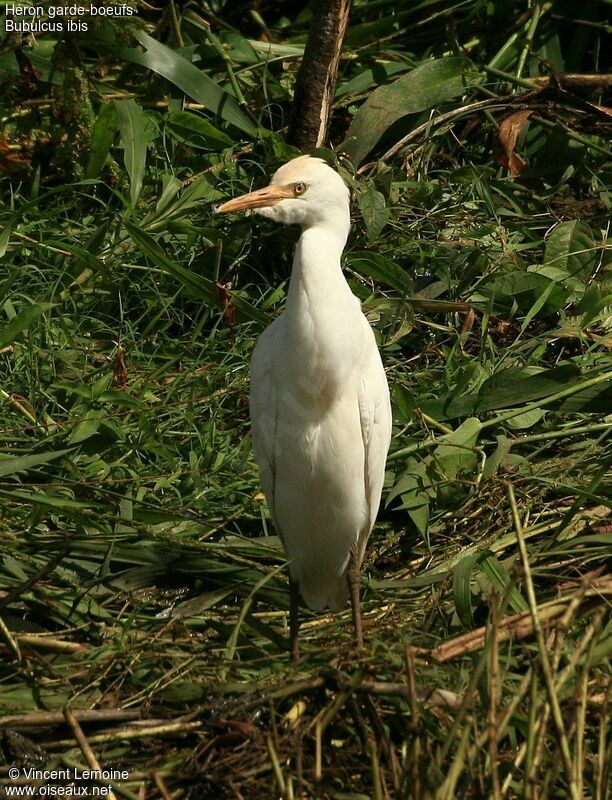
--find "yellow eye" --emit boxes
[294,182,307,196]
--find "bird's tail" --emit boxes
[298,573,349,612]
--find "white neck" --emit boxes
[286,213,351,308]
[280,213,364,396]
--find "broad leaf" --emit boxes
[166,111,233,151]
[0,449,72,479]
[347,251,412,294]
[115,99,153,206]
[545,220,597,279]
[126,221,267,324]
[357,188,388,240]
[453,552,480,628]
[69,409,102,444]
[473,271,569,316]
[85,102,118,179]
[344,57,478,166]
[0,303,54,349]
[421,364,582,421]
[121,31,257,136]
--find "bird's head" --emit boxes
[216,155,350,228]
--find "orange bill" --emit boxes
[216,184,294,213]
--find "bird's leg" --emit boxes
[289,575,300,664]
[347,554,364,648]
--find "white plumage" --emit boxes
[218,156,391,653]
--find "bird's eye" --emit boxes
[294,182,307,196]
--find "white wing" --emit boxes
[249,319,280,523]
[355,333,392,566]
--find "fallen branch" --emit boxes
[14,634,89,654]
[0,709,142,730]
[64,708,119,800]
[51,720,202,748]
[431,576,611,662]
[531,73,612,91]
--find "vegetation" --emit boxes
[0,1,610,798]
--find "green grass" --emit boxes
[0,1,611,798]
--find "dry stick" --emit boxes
[361,693,401,794]
[439,724,472,800]
[404,646,421,800]
[63,708,119,800]
[532,72,612,89]
[499,569,605,794]
[0,709,141,729]
[314,717,322,792]
[13,634,89,654]
[469,667,536,798]
[574,624,597,798]
[377,99,509,164]
[438,650,488,766]
[266,735,287,797]
[529,705,552,800]
[60,757,139,800]
[0,613,21,662]
[595,680,611,800]
[503,609,606,796]
[152,772,173,800]
[507,483,580,800]
[0,388,38,425]
[487,593,501,800]
[357,681,463,710]
[52,720,202,748]
[520,670,538,800]
[430,577,611,662]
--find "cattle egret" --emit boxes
[218,156,392,660]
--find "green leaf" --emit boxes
[126,220,267,324]
[0,303,54,349]
[557,380,612,414]
[453,552,480,628]
[432,418,481,509]
[387,457,434,544]
[343,57,479,166]
[357,188,388,240]
[0,449,72,479]
[221,31,260,64]
[336,62,411,99]
[0,219,14,257]
[347,251,412,294]
[544,220,597,279]
[69,409,101,444]
[479,553,527,614]
[143,175,223,232]
[482,435,512,480]
[505,409,544,430]
[435,417,482,480]
[166,110,233,151]
[115,99,151,206]
[474,272,569,317]
[421,365,582,421]
[126,219,211,296]
[0,489,95,509]
[85,102,118,180]
[120,31,257,136]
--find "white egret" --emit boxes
[218,156,392,660]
